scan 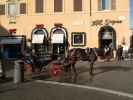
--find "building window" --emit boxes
[35,0,43,13]
[7,3,18,17]
[98,0,116,11]
[0,5,5,15]
[71,32,86,46]
[101,0,111,10]
[73,0,82,11]
[54,0,63,12]
[20,3,26,14]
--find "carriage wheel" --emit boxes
[49,63,63,81]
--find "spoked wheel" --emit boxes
[48,63,64,81]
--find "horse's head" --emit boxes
[66,48,77,59]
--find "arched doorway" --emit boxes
[98,26,116,49]
[50,26,68,59]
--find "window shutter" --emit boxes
[0,5,5,15]
[73,0,82,11]
[98,0,102,11]
[20,3,26,14]
[35,0,43,13]
[111,0,116,10]
[54,0,63,12]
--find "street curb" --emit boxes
[35,80,133,99]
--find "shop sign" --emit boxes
[91,19,122,26]
[32,35,44,43]
[51,34,64,44]
[72,32,86,46]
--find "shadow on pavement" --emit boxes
[93,66,132,76]
[0,77,13,84]
[60,74,78,83]
[76,65,132,76]
[77,66,90,74]
[61,65,133,84]
[32,73,50,80]
[0,86,18,94]
[2,61,14,71]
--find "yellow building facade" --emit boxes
[0,0,131,49]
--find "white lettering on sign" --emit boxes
[91,19,122,26]
[32,35,44,43]
[51,34,64,44]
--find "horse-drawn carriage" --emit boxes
[24,47,114,80]
[33,48,98,80]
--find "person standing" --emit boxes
[116,45,123,61]
[122,44,128,59]
[104,46,109,57]
[104,45,111,61]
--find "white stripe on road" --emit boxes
[35,80,133,99]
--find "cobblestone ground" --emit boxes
[0,60,133,100]
[0,82,132,100]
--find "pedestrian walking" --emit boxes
[122,44,128,59]
[88,48,97,75]
[116,45,123,61]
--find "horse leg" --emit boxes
[63,63,72,77]
[89,62,94,75]
[65,64,71,73]
[72,63,77,75]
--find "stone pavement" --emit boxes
[0,60,133,100]
[0,81,133,100]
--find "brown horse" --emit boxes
[87,48,98,75]
[63,48,77,75]
[64,48,97,75]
